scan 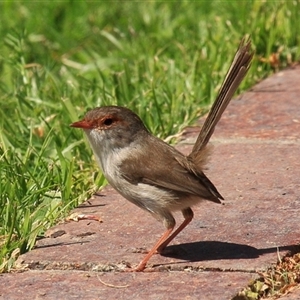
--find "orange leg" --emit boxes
[129,207,193,272]
[157,208,194,253]
[133,227,174,271]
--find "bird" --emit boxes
[71,39,253,271]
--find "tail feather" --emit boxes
[189,38,253,163]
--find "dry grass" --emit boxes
[233,251,300,299]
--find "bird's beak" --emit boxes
[70,119,93,129]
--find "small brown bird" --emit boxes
[71,39,253,271]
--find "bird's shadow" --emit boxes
[160,241,299,262]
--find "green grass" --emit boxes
[0,0,300,272]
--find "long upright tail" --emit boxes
[189,38,253,163]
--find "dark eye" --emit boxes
[103,118,113,126]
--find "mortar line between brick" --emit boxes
[180,138,300,146]
[23,260,261,274]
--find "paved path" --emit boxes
[1,66,300,299]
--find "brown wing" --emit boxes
[119,136,222,204]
